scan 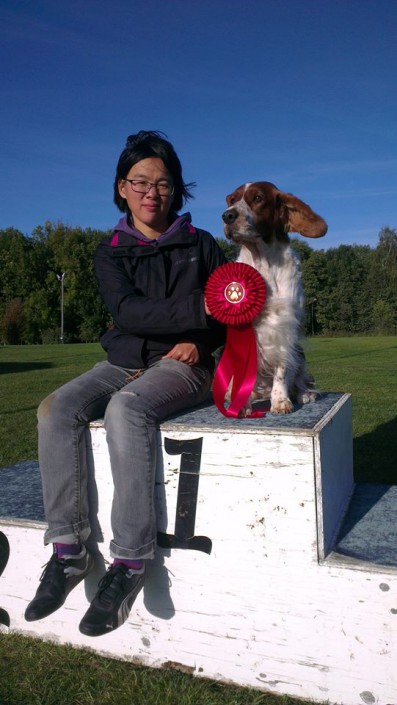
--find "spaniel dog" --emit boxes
[222,181,327,415]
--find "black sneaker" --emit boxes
[79,563,145,637]
[25,547,94,622]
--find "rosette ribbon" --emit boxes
[205,262,267,418]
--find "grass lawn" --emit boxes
[0,632,299,705]
[0,337,396,705]
[0,343,106,468]
[303,335,397,483]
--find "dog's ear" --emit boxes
[276,192,327,238]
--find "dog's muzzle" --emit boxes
[222,208,239,240]
[222,208,238,225]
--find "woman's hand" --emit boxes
[204,298,212,316]
[162,342,199,365]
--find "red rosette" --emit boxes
[205,262,266,327]
[205,262,267,418]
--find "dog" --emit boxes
[222,181,327,415]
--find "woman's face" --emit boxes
[118,157,174,238]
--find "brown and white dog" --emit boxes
[222,181,327,414]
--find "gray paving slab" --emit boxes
[0,460,44,521]
[335,483,397,567]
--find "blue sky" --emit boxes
[1,0,396,251]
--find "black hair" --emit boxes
[113,130,195,214]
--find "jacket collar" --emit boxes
[111,213,195,246]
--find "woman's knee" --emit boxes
[37,391,58,424]
[104,389,145,429]
[37,387,78,428]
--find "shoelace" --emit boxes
[39,555,65,581]
[97,566,127,600]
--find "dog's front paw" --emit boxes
[270,398,294,414]
[238,401,253,418]
[297,389,317,405]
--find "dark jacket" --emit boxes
[94,214,227,371]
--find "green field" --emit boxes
[0,343,106,468]
[304,335,397,483]
[0,337,396,705]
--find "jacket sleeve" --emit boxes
[180,231,227,352]
[94,234,226,337]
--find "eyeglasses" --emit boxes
[124,179,174,196]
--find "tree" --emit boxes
[367,228,397,333]
[300,249,327,334]
[372,300,396,334]
[0,298,26,344]
[290,238,313,263]
[215,237,238,261]
[317,245,373,334]
[34,222,108,342]
[0,228,34,301]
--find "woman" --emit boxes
[25,130,226,636]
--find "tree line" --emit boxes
[0,221,396,345]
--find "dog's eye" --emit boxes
[253,194,263,203]
[228,197,235,205]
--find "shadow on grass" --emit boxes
[354,415,397,484]
[0,362,53,374]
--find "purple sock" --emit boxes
[113,558,144,573]
[54,542,82,558]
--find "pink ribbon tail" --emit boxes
[212,326,265,418]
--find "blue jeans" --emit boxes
[38,359,212,560]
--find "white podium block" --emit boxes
[1,392,397,705]
[87,391,353,570]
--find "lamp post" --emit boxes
[309,297,317,336]
[56,272,66,343]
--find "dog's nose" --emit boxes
[222,209,238,224]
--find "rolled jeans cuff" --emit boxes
[44,520,91,546]
[109,538,155,561]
